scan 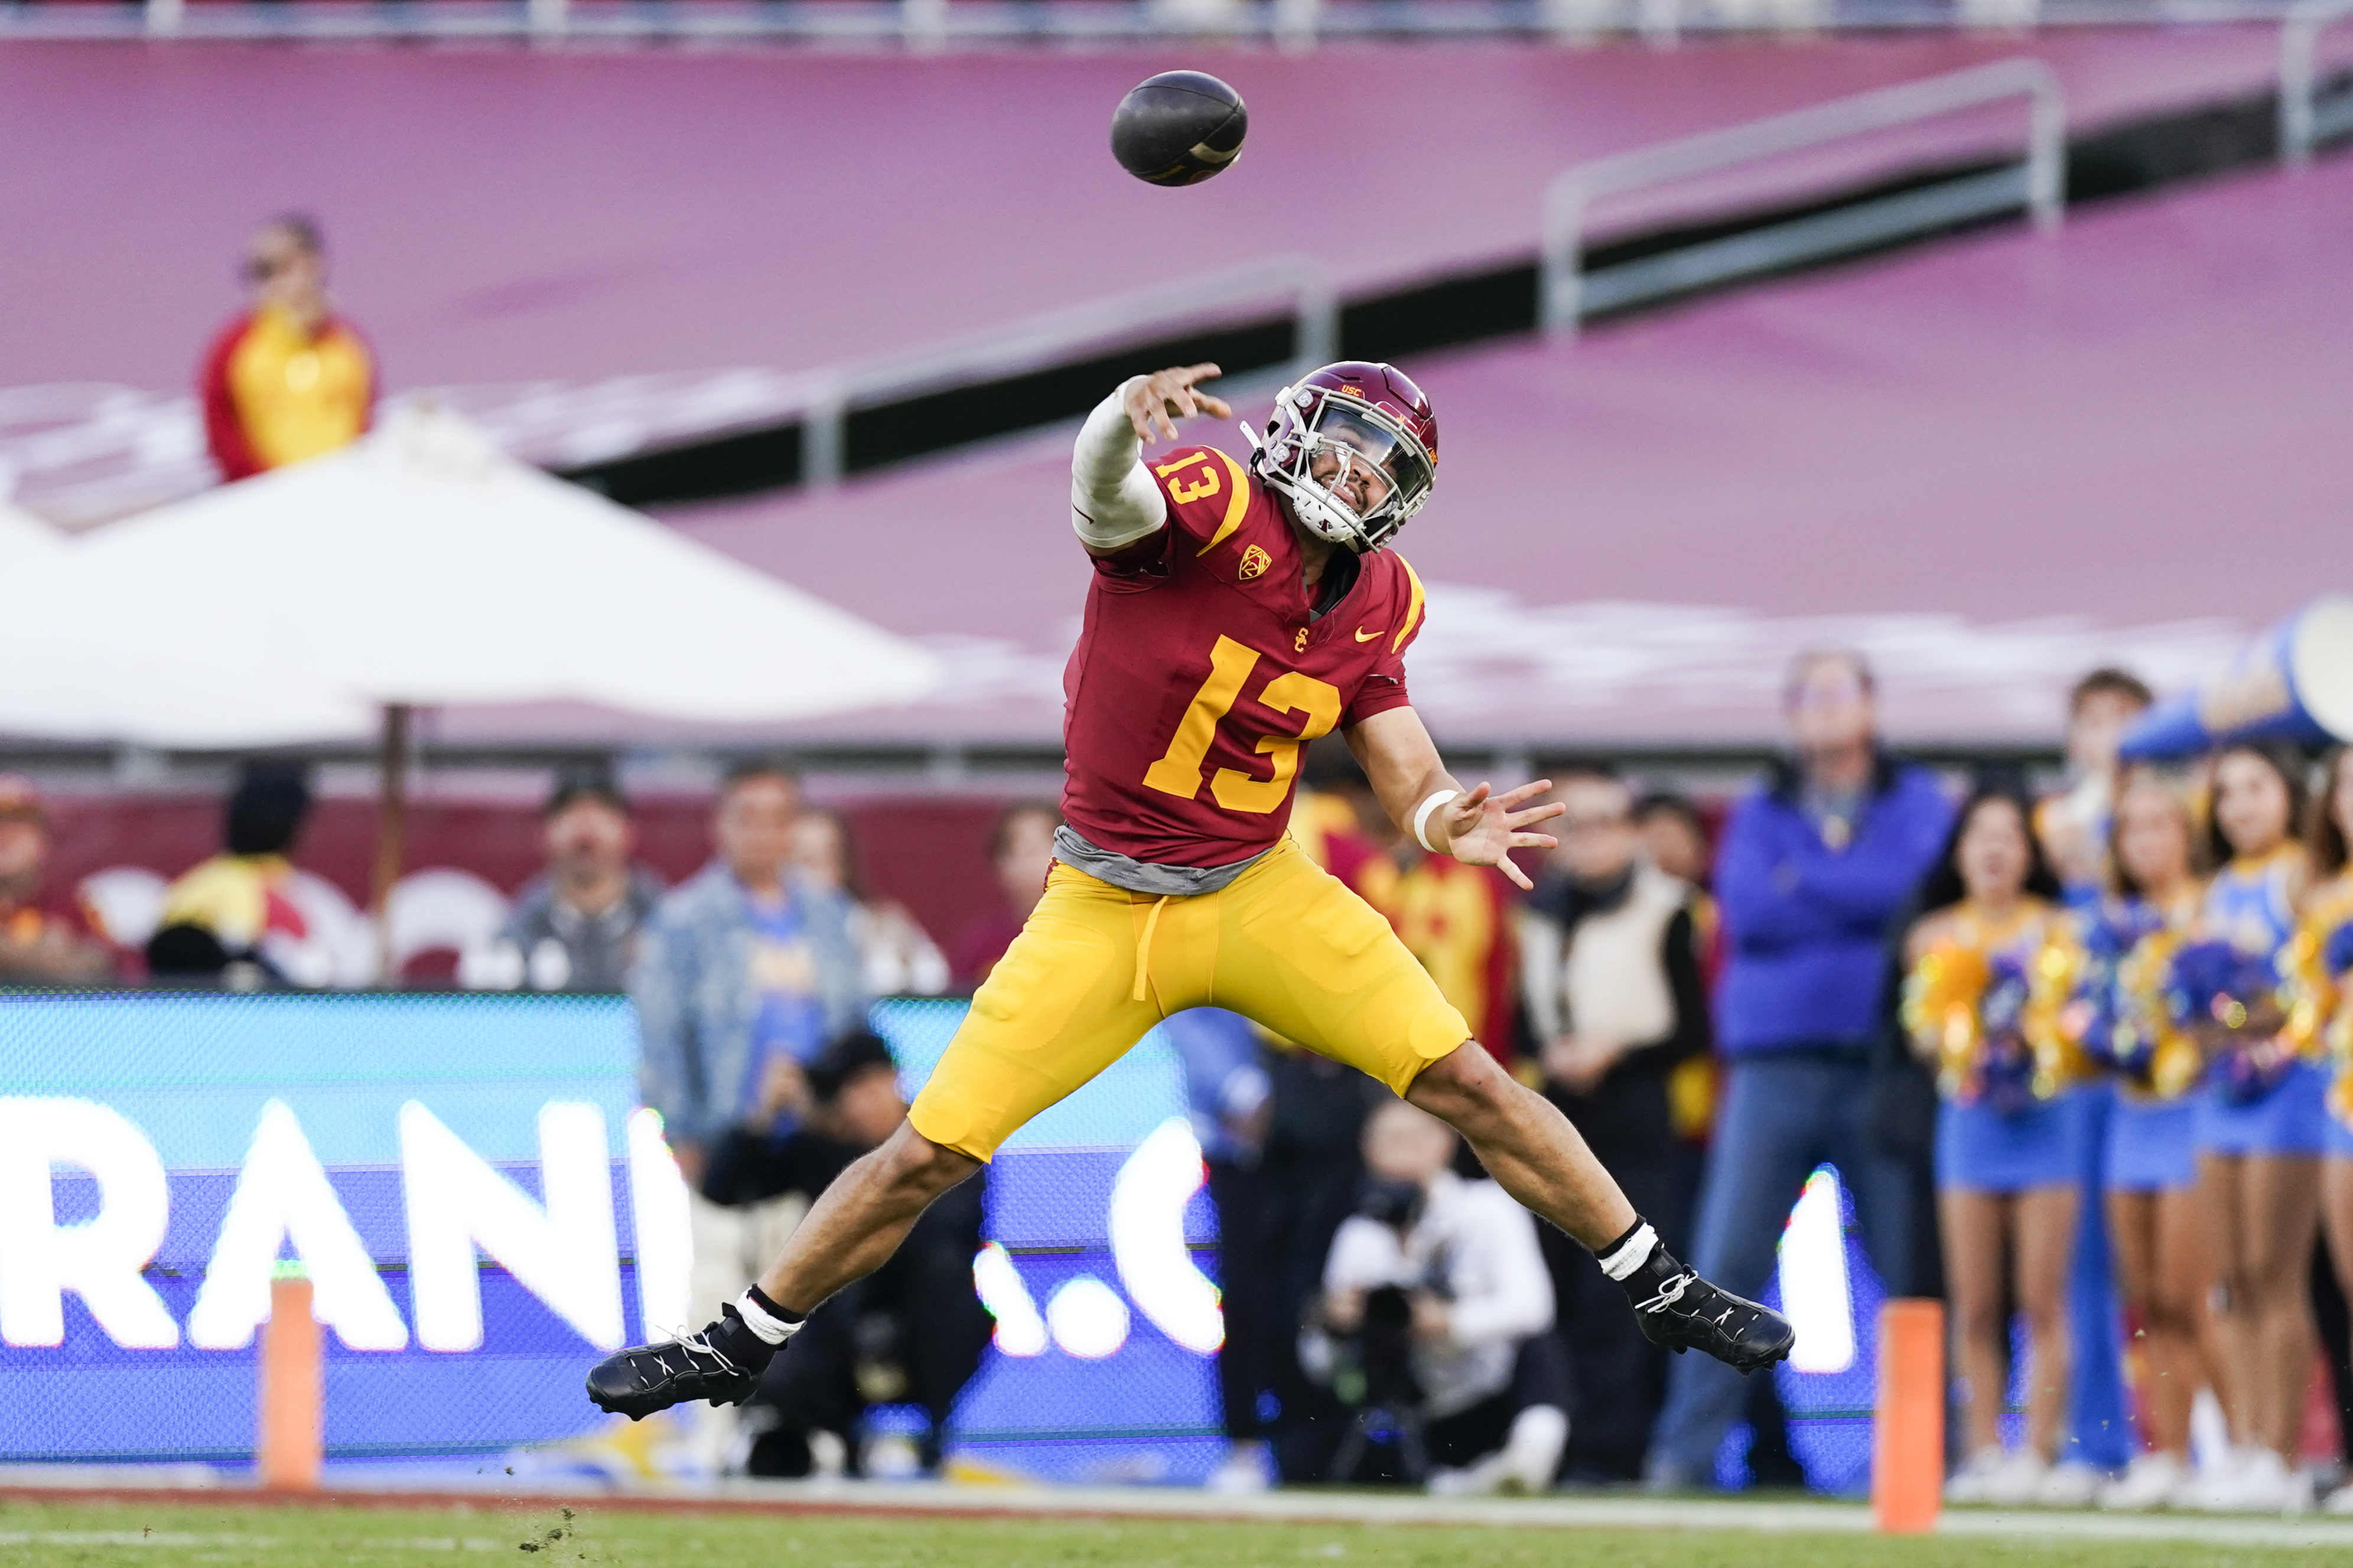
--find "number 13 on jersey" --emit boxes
[1143,635,1342,814]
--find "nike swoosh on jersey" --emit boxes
[1353,627,1379,641]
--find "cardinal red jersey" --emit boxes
[1061,444,1428,869]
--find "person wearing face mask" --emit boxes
[1519,765,1709,1480]
[1645,648,1953,1490]
[1306,1099,1566,1494]
[2183,744,2321,1513]
[2077,769,2231,1511]
[1901,787,2091,1506]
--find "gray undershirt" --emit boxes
[1053,824,1272,898]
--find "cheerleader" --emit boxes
[2188,744,2319,1513]
[2079,770,2227,1510]
[1905,787,2088,1505]
[2302,748,2353,1516]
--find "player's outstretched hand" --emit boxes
[1123,364,1232,444]
[1439,780,1563,892]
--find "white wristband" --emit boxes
[1411,789,1462,853]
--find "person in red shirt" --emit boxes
[199,214,376,483]
[1305,746,1520,1067]
[0,776,113,984]
[589,363,1793,1420]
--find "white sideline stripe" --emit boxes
[693,1479,2353,1545]
[1938,1508,2353,1547]
[0,1533,503,1550]
[6,1473,2353,1549]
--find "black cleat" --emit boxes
[585,1325,758,1420]
[1624,1246,1795,1374]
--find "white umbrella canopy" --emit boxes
[0,503,374,747]
[63,403,943,725]
[0,500,67,561]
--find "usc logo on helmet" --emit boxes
[1238,544,1270,581]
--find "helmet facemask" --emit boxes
[1249,385,1435,552]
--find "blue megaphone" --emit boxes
[2120,596,2353,761]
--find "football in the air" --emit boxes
[1109,71,1248,187]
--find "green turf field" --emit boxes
[2,1498,2348,1568]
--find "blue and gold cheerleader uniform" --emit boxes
[2195,845,2328,1156]
[2285,875,2353,1160]
[2077,889,2205,1190]
[1905,902,2086,1192]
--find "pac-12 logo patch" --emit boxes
[1238,544,1270,581]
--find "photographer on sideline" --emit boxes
[1304,1100,1566,1493]
[713,1032,991,1479]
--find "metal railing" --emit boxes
[793,256,1336,487]
[1539,59,2066,336]
[2280,0,2353,163]
[60,0,2328,45]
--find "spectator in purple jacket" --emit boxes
[1646,648,1954,1490]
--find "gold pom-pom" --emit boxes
[1903,941,1989,1097]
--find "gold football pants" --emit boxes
[907,835,1470,1161]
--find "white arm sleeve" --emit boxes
[1071,384,1168,550]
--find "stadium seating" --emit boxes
[0,32,2288,393]
[0,31,2302,526]
[512,151,2353,752]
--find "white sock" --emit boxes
[1597,1221,1658,1282]
[734,1289,802,1345]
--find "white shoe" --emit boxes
[1498,1406,1568,1494]
[1428,1451,1514,1496]
[1982,1449,2052,1508]
[863,1432,924,1481]
[1947,1446,2048,1506]
[2098,1452,2190,1511]
[2035,1461,2101,1508]
[2323,1480,2353,1515]
[1205,1440,1272,1494]
[2188,1448,2309,1513]
[2182,1443,2251,1512]
[1945,1446,2006,1504]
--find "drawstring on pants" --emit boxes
[1131,894,1170,1005]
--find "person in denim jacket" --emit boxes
[631,758,867,1476]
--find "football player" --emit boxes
[588,363,1792,1426]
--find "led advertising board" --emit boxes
[0,992,1221,1482]
[3,990,1900,1490]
